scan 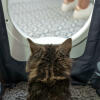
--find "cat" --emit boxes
[26,38,72,100]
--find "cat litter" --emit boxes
[3,82,100,100]
[8,0,92,39]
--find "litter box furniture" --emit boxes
[1,0,100,97]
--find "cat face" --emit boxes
[26,38,72,83]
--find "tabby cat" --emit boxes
[26,38,72,100]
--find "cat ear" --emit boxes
[58,38,72,54]
[27,38,40,53]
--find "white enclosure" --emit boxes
[1,0,94,61]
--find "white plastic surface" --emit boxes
[1,0,94,61]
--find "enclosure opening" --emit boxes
[4,0,94,61]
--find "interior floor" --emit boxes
[8,0,88,38]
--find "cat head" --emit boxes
[26,38,72,83]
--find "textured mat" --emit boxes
[3,82,100,100]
